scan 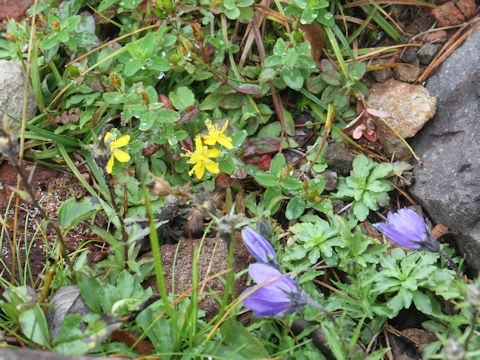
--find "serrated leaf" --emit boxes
[352,154,374,178]
[352,201,369,221]
[369,162,393,180]
[366,180,392,193]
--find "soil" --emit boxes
[0,0,33,31]
[0,162,92,286]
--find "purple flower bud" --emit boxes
[241,227,277,264]
[241,263,309,317]
[373,208,440,252]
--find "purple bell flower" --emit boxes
[373,208,440,252]
[241,263,310,317]
[241,227,277,264]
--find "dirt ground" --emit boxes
[0,162,92,285]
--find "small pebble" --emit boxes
[417,43,441,65]
[370,59,393,83]
[424,30,447,43]
[401,49,418,63]
[394,60,421,83]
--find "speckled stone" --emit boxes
[410,26,480,273]
[367,79,436,159]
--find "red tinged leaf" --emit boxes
[158,94,174,110]
[178,105,199,124]
[142,144,162,157]
[363,129,377,142]
[352,124,366,139]
[111,329,154,356]
[245,155,272,171]
[180,137,193,152]
[215,172,242,188]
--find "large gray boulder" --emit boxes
[0,60,37,129]
[409,27,480,273]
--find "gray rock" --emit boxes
[417,43,441,65]
[409,26,480,273]
[325,142,353,176]
[401,49,418,63]
[367,79,436,159]
[0,348,111,360]
[320,169,337,191]
[370,59,393,83]
[0,60,37,129]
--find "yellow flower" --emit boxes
[203,120,233,149]
[183,135,220,180]
[104,131,131,174]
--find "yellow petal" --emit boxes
[204,159,219,174]
[113,150,131,162]
[194,163,205,179]
[205,119,214,131]
[206,148,221,158]
[217,136,233,149]
[112,134,130,149]
[104,132,113,142]
[106,155,114,174]
[202,135,216,146]
[194,135,203,150]
[220,121,229,134]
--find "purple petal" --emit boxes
[248,264,297,293]
[241,286,292,317]
[375,208,430,249]
[374,222,421,249]
[395,209,427,237]
[242,227,276,263]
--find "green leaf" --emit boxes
[103,91,125,104]
[264,55,283,67]
[147,56,170,71]
[58,198,100,233]
[352,154,374,178]
[19,305,50,348]
[307,75,327,94]
[255,173,279,187]
[219,157,236,174]
[259,68,278,81]
[219,320,269,358]
[365,348,390,360]
[349,62,367,81]
[352,201,369,221]
[78,274,101,313]
[369,162,393,180]
[286,197,307,220]
[412,290,433,315]
[52,314,92,355]
[269,153,286,178]
[124,59,144,77]
[366,180,392,193]
[280,178,303,191]
[282,67,304,90]
[362,191,378,210]
[169,86,195,111]
[273,38,286,55]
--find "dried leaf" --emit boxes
[300,23,325,67]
